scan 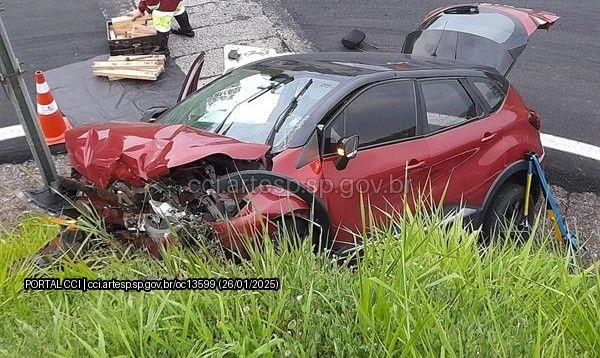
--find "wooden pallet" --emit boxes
[92,55,166,81]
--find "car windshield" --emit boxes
[158,66,341,151]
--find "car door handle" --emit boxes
[406,159,426,170]
[481,132,497,143]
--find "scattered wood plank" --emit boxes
[93,69,159,81]
[92,54,166,81]
[92,60,163,70]
[111,16,135,32]
[108,14,156,40]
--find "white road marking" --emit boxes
[541,133,600,162]
[0,124,599,162]
[0,125,25,141]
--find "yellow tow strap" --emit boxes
[45,216,78,230]
[523,172,533,217]
[547,210,563,243]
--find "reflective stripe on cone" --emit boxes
[36,82,50,94]
[37,101,59,116]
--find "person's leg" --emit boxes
[152,9,176,56]
[156,31,171,57]
[172,6,195,38]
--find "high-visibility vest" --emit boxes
[138,0,185,32]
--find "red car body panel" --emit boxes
[320,136,430,243]
[65,122,269,188]
[427,85,542,208]
[212,190,310,252]
[63,80,543,251]
[482,4,559,35]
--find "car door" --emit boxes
[320,80,430,241]
[178,52,206,102]
[418,77,505,210]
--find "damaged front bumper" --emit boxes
[19,174,247,261]
[19,168,326,265]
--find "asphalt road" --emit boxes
[0,0,133,163]
[260,0,600,193]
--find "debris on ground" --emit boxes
[223,44,279,72]
[30,213,224,268]
[92,54,166,81]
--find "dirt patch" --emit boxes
[0,155,70,231]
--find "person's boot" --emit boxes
[172,11,195,38]
[156,31,171,57]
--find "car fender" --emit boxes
[213,170,333,249]
[479,159,529,223]
[242,190,311,218]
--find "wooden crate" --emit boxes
[106,21,164,56]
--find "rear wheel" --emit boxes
[482,182,532,242]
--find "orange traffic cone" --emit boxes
[34,70,72,145]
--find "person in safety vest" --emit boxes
[128,1,195,56]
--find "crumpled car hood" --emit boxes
[65,122,270,188]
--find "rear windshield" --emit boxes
[422,12,515,44]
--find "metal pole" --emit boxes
[0,13,58,188]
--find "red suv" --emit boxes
[28,4,558,256]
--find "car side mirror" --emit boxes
[341,29,366,50]
[335,135,359,170]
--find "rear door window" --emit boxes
[326,81,417,151]
[472,77,505,113]
[420,79,478,134]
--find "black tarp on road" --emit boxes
[46,56,185,125]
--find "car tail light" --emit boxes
[528,109,541,130]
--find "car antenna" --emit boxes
[432,20,448,58]
[454,30,459,61]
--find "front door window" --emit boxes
[320,80,428,241]
[325,80,417,152]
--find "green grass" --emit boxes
[0,213,598,357]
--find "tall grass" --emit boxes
[0,213,598,357]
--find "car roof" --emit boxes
[257,52,506,150]
[251,51,501,79]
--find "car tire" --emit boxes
[482,182,532,242]
[273,216,311,251]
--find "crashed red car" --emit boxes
[28,4,558,256]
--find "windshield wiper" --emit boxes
[265,79,314,148]
[213,81,285,134]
